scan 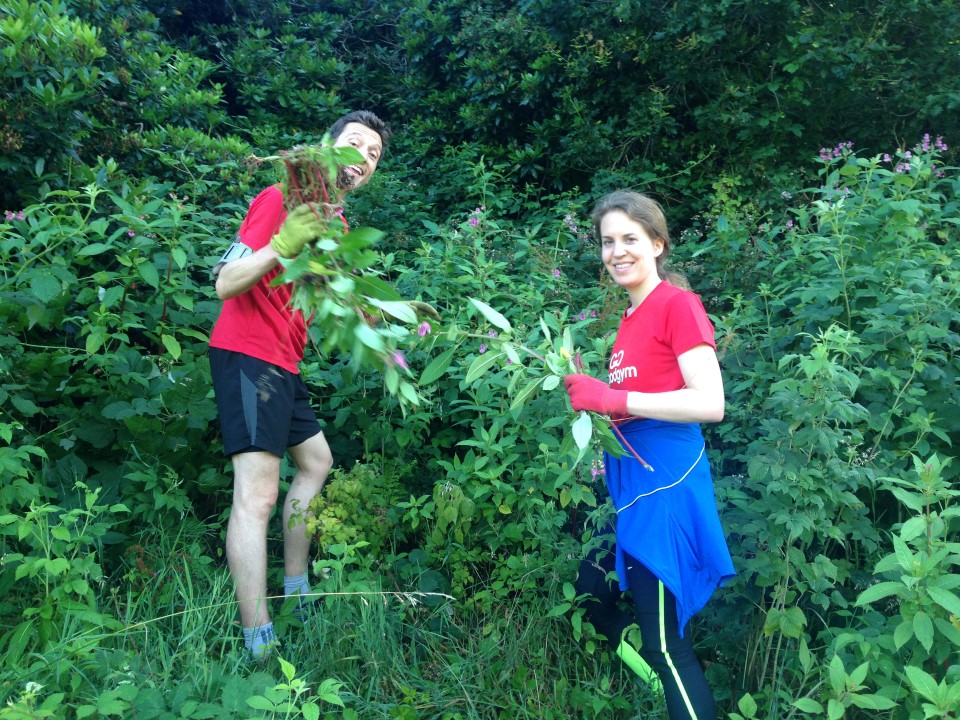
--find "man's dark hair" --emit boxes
[329,110,392,151]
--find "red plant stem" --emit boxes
[610,422,654,472]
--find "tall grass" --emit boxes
[1,520,664,719]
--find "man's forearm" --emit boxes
[215,245,282,300]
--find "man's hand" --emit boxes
[563,374,629,416]
[269,204,327,258]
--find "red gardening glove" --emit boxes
[563,374,629,416]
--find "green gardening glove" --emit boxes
[270,204,327,258]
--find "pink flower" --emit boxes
[479,343,487,354]
[417,321,431,337]
[391,351,408,370]
[579,312,586,321]
[127,229,136,237]
[552,269,561,278]
[786,220,794,228]
[469,217,479,227]
[488,330,498,338]
[590,310,597,318]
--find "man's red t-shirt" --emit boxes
[209,186,306,374]
[607,281,716,395]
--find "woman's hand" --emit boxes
[563,374,629,416]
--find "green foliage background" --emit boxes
[0,1,958,718]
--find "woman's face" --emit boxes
[599,209,664,295]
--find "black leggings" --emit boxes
[575,542,717,720]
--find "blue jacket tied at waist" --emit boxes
[606,419,735,636]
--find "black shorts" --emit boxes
[209,348,321,458]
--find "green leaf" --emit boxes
[96,698,129,716]
[736,693,757,718]
[352,275,402,301]
[399,382,420,406]
[330,275,355,294]
[367,298,417,324]
[354,324,386,352]
[827,698,845,720]
[849,694,897,710]
[246,695,277,711]
[543,374,561,391]
[913,611,934,651]
[421,219,442,235]
[465,351,504,385]
[798,637,812,672]
[905,665,940,701]
[161,334,181,360]
[138,260,160,288]
[510,376,545,412]
[792,698,823,713]
[302,702,321,720]
[893,534,915,572]
[899,516,928,543]
[30,271,60,303]
[546,602,571,618]
[828,654,845,695]
[11,396,40,417]
[848,661,869,688]
[171,247,187,269]
[78,242,113,256]
[102,401,134,420]
[85,328,106,354]
[539,316,552,343]
[572,411,592,450]
[101,285,125,308]
[855,581,903,606]
[889,487,925,513]
[780,606,806,638]
[894,618,914,649]
[928,586,960,617]
[469,297,512,332]
[419,347,457,386]
[340,226,384,249]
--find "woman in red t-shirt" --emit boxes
[564,190,734,720]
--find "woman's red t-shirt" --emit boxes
[607,281,716,395]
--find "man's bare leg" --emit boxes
[227,450,281,629]
[284,432,333,579]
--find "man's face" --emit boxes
[333,122,383,192]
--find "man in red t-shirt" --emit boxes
[209,110,391,659]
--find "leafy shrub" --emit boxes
[706,137,959,716]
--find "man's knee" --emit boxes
[291,434,333,480]
[234,484,280,519]
[232,454,282,517]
